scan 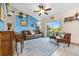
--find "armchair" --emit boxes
[56,33,71,47]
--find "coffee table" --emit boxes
[55,36,61,45]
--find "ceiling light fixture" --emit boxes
[40,9,45,14]
[33,5,52,16]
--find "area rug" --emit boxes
[16,37,60,56]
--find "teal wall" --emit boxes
[15,16,38,32]
[0,19,4,31]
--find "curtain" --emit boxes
[0,4,3,22]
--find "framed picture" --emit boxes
[20,20,28,26]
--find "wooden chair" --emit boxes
[56,33,71,47]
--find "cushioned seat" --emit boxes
[50,32,71,47]
[22,30,44,40]
[56,33,71,47]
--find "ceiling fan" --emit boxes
[69,13,79,20]
[75,13,79,20]
[33,5,52,16]
[64,13,79,22]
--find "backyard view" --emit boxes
[46,20,61,37]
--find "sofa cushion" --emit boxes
[30,30,35,35]
[22,30,44,40]
[34,30,40,34]
[35,31,39,34]
[25,31,28,35]
[61,33,65,38]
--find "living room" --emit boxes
[0,3,79,56]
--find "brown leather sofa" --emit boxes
[22,30,44,40]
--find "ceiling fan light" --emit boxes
[40,9,45,14]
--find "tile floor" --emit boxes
[14,37,59,56]
[51,43,79,56]
[14,37,79,56]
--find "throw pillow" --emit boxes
[61,33,65,38]
[30,30,35,34]
[35,31,39,34]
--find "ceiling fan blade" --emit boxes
[33,11,39,12]
[45,8,52,11]
[39,13,41,16]
[39,5,43,9]
[44,12,48,15]
[75,13,79,17]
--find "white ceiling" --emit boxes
[10,3,79,20]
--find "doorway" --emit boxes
[46,20,61,37]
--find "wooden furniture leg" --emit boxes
[14,32,24,55]
[21,41,22,53]
[57,40,59,45]
[15,41,19,55]
[20,40,24,53]
[68,42,70,47]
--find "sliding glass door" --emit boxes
[46,20,61,37]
